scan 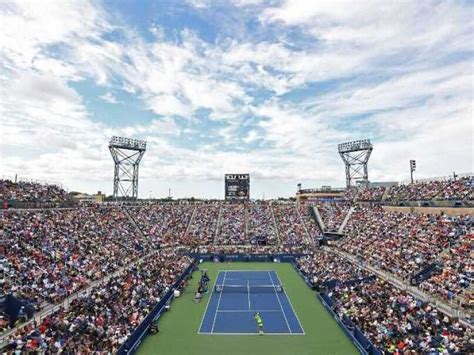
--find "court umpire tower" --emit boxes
[109,136,147,200]
[338,139,373,188]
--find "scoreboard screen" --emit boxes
[225,174,250,200]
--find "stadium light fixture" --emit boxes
[109,136,147,201]
[338,139,373,188]
[410,160,416,183]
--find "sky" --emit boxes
[0,0,473,199]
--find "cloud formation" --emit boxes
[0,0,472,198]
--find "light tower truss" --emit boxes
[109,136,147,200]
[338,139,373,188]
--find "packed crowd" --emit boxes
[1,207,149,307]
[272,203,309,245]
[340,206,473,306]
[184,204,219,245]
[343,176,473,202]
[297,203,323,239]
[127,204,194,246]
[126,202,317,247]
[296,250,371,290]
[192,243,312,255]
[317,201,351,232]
[0,180,69,204]
[357,186,386,201]
[331,279,472,354]
[215,203,246,245]
[4,250,192,353]
[2,174,473,353]
[386,176,473,201]
[247,202,278,245]
[419,230,473,306]
[344,187,358,201]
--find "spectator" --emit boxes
[5,250,192,353]
[317,201,351,232]
[331,279,472,354]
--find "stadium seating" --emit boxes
[297,203,323,239]
[357,186,386,201]
[345,176,473,202]
[296,250,372,289]
[3,250,192,352]
[1,176,473,353]
[340,205,472,307]
[1,207,149,306]
[247,202,278,245]
[317,201,351,232]
[184,203,220,245]
[216,203,247,245]
[386,177,473,201]
[272,203,309,245]
[0,179,69,205]
[126,204,194,246]
[419,231,473,306]
[331,279,471,354]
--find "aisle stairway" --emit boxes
[338,206,354,234]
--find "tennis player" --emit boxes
[254,312,264,335]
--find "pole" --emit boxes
[410,160,415,184]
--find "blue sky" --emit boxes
[0,0,472,198]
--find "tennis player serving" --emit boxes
[254,312,264,335]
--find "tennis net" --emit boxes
[214,284,283,293]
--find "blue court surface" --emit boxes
[199,270,304,335]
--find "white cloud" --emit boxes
[186,0,211,9]
[99,92,119,104]
[0,0,472,198]
[0,1,110,73]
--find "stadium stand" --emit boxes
[247,202,278,245]
[345,176,473,203]
[272,203,309,246]
[317,201,351,232]
[331,279,471,354]
[339,205,473,308]
[0,179,70,207]
[1,175,473,354]
[297,203,323,239]
[126,204,194,246]
[386,177,473,201]
[419,231,473,307]
[3,250,192,352]
[296,250,372,290]
[184,203,219,245]
[215,203,246,245]
[357,186,386,201]
[1,207,150,307]
[344,186,359,202]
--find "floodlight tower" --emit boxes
[338,139,373,188]
[109,136,147,200]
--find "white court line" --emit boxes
[198,332,305,336]
[210,270,226,333]
[220,270,276,272]
[273,271,305,335]
[197,269,220,334]
[268,271,291,334]
[197,270,305,336]
[217,309,282,313]
[247,280,251,310]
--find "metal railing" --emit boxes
[327,248,472,327]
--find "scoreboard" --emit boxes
[225,174,250,200]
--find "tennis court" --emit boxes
[199,270,304,335]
